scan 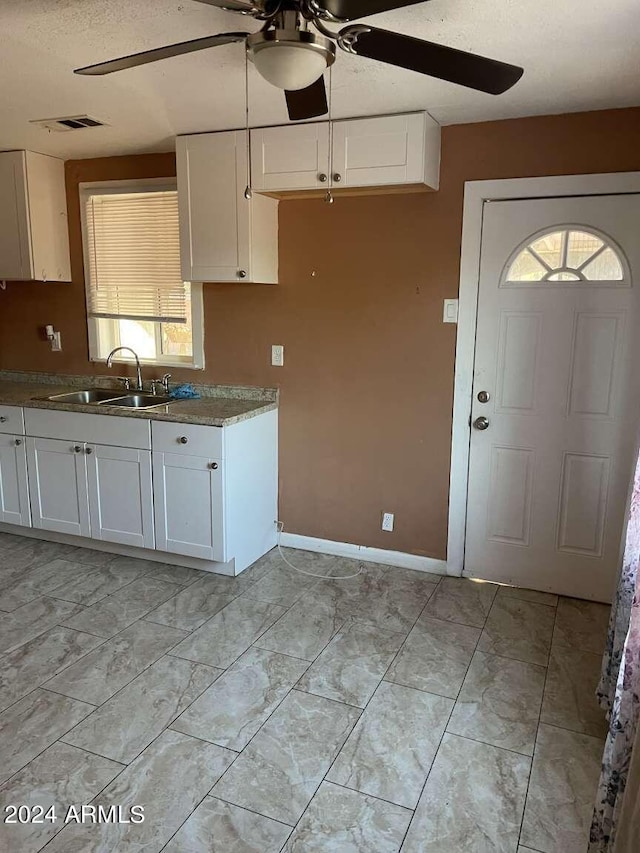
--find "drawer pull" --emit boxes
[0,417,6,423]
[15,439,22,446]
[209,462,219,470]
[179,436,189,445]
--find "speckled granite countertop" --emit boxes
[0,373,278,427]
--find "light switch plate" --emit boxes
[443,299,459,324]
[271,345,284,367]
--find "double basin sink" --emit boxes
[40,389,174,410]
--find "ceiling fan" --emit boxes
[75,0,524,122]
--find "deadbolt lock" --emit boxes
[477,391,491,403]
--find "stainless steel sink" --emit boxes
[99,394,173,409]
[46,389,125,404]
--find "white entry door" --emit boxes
[465,194,640,601]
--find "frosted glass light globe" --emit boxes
[252,43,328,91]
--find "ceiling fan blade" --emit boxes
[312,0,427,21]
[192,0,267,11]
[75,32,248,76]
[285,77,328,121]
[339,26,523,94]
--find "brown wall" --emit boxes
[1,107,640,559]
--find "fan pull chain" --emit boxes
[244,46,253,201]
[325,63,334,205]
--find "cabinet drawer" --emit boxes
[24,408,151,450]
[0,406,25,436]
[152,421,223,459]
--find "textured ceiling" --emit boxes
[0,0,638,159]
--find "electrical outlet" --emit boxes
[382,512,394,532]
[271,345,284,367]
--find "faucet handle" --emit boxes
[116,377,131,391]
[161,373,172,394]
[149,379,161,396]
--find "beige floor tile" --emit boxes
[497,585,559,608]
[0,741,122,853]
[328,681,453,808]
[478,597,555,666]
[297,620,406,707]
[283,782,411,852]
[540,645,608,737]
[172,646,308,750]
[164,797,291,852]
[401,733,531,852]
[423,577,497,627]
[447,651,546,755]
[520,724,604,853]
[553,597,610,654]
[386,616,480,699]
[211,690,360,825]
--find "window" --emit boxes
[80,180,204,368]
[505,227,626,284]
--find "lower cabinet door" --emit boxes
[26,437,90,537]
[153,451,224,561]
[86,444,154,549]
[0,434,31,527]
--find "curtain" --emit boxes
[589,451,640,852]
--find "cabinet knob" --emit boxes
[0,417,6,423]
[209,462,219,470]
[85,446,93,455]
[73,445,82,453]
[318,173,328,183]
[333,173,342,183]
[15,439,22,446]
[179,436,189,445]
[237,270,247,279]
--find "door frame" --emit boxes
[447,171,640,576]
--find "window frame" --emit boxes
[80,178,204,370]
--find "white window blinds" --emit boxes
[84,189,187,323]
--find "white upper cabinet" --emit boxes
[249,112,440,195]
[177,131,279,284]
[251,123,330,193]
[332,112,440,190]
[0,151,71,282]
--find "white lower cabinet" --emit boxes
[6,406,277,574]
[27,438,90,537]
[0,434,31,527]
[87,444,154,549]
[153,452,224,561]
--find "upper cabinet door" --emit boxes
[0,151,71,282]
[177,131,279,284]
[251,123,330,192]
[332,113,440,190]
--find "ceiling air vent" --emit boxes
[30,115,108,133]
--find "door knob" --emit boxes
[73,445,82,453]
[85,447,93,454]
[15,439,22,446]
[209,462,219,470]
[333,173,342,183]
[474,417,490,431]
[318,173,327,182]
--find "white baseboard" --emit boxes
[279,532,448,576]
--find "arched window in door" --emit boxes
[505,228,626,283]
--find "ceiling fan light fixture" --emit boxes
[248,29,335,91]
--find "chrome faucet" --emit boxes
[106,347,143,391]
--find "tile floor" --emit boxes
[0,532,610,852]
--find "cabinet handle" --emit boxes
[179,436,189,445]
[73,445,82,453]
[318,173,328,182]
[237,270,247,279]
[15,439,22,446]
[0,417,6,423]
[85,447,93,455]
[209,462,219,470]
[333,173,342,183]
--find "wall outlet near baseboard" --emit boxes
[382,512,394,532]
